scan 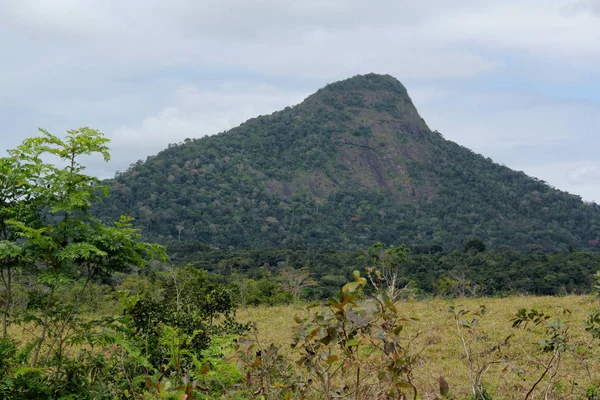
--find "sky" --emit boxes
[1,0,599,201]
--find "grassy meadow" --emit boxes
[238,295,600,399]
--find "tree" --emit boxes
[464,237,486,253]
[0,138,45,337]
[1,127,166,367]
[368,242,410,300]
[279,266,317,302]
[176,223,184,241]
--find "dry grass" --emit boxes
[237,295,600,399]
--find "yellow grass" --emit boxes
[237,295,600,399]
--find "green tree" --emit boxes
[279,266,317,302]
[368,243,410,300]
[464,237,486,254]
[0,143,44,338]
[2,128,165,369]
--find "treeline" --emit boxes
[169,240,600,299]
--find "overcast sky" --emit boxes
[1,0,599,201]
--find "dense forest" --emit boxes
[95,74,600,254]
[169,240,600,298]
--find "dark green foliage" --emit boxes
[0,129,247,399]
[587,385,600,400]
[122,266,248,368]
[241,276,294,306]
[93,73,600,255]
[464,238,486,253]
[168,243,600,297]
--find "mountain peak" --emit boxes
[99,74,600,253]
[312,73,409,98]
[300,73,422,131]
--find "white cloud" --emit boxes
[0,0,114,39]
[433,1,600,61]
[563,0,600,17]
[3,0,600,89]
[568,164,600,185]
[411,87,600,150]
[1,0,600,202]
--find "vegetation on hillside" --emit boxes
[95,74,600,253]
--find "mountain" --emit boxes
[96,73,600,252]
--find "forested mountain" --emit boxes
[95,73,600,252]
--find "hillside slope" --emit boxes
[96,74,600,252]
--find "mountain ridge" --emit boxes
[96,73,600,252]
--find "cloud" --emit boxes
[411,86,600,151]
[568,164,600,185]
[3,0,600,92]
[434,1,600,61]
[0,0,114,39]
[563,0,600,17]
[1,0,600,201]
[0,1,546,83]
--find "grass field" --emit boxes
[237,295,600,399]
